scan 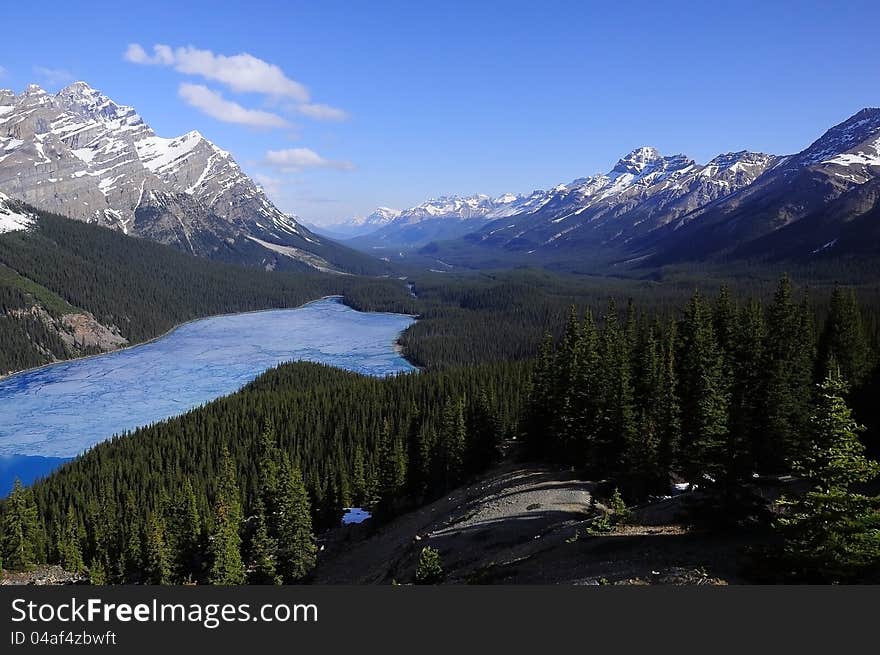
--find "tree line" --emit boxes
[522,276,880,581]
[1,360,528,582]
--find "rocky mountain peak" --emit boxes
[612,146,663,174]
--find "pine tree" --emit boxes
[732,300,767,475]
[523,333,558,459]
[818,286,870,387]
[248,499,280,585]
[777,371,880,582]
[276,460,316,583]
[438,398,467,489]
[656,319,681,485]
[465,391,501,473]
[596,299,636,475]
[89,558,107,585]
[351,444,367,505]
[678,292,730,485]
[120,492,143,583]
[762,275,814,471]
[143,511,171,585]
[414,546,444,584]
[58,505,84,573]
[256,420,282,528]
[209,447,245,585]
[0,479,41,571]
[376,419,405,513]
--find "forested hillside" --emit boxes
[3,270,878,583]
[0,206,412,375]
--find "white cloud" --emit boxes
[252,173,283,200]
[0,65,6,78]
[33,66,75,88]
[126,43,309,101]
[264,147,355,173]
[297,103,349,122]
[178,83,291,129]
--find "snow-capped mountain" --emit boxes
[469,147,777,256]
[647,107,880,263]
[312,206,403,238]
[0,82,379,273]
[417,107,880,269]
[353,206,402,227]
[347,192,556,248]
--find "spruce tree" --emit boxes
[763,275,814,471]
[818,286,870,387]
[439,399,467,489]
[415,546,444,584]
[248,499,280,585]
[58,505,84,573]
[143,512,171,585]
[678,292,730,485]
[596,299,636,475]
[276,460,317,583]
[209,447,245,585]
[0,479,41,571]
[777,371,880,582]
[656,319,681,485]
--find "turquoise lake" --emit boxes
[0,297,417,493]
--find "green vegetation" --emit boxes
[2,227,879,585]
[0,208,416,374]
[415,546,444,584]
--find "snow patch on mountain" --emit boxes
[0,192,34,233]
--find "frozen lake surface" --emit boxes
[0,297,416,492]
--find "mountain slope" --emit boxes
[347,192,554,251]
[641,108,880,264]
[415,108,880,271]
[0,199,408,375]
[0,82,385,274]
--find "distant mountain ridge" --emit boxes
[371,107,880,269]
[0,82,383,274]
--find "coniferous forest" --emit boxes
[2,262,879,583]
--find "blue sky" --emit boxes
[1,0,878,224]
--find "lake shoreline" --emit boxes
[0,294,419,383]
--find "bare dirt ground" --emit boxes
[315,460,759,585]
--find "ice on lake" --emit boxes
[0,297,416,490]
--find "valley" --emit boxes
[1,87,879,588]
[0,297,415,492]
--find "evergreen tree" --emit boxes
[777,372,880,582]
[523,333,557,459]
[120,492,143,583]
[656,319,681,484]
[248,500,281,585]
[57,505,84,573]
[143,512,171,585]
[818,286,871,387]
[0,479,41,571]
[351,444,367,505]
[256,420,282,528]
[595,300,636,475]
[762,275,814,471]
[89,558,107,585]
[276,461,317,583]
[438,399,467,489]
[414,546,444,584]
[466,390,501,474]
[209,447,245,585]
[732,300,767,475]
[678,292,730,485]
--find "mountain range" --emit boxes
[2,84,878,276]
[0,82,382,274]
[341,108,880,271]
